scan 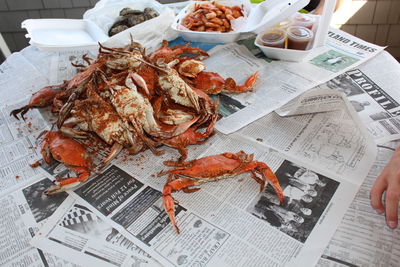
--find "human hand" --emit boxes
[370,148,400,229]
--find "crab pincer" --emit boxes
[158,151,284,233]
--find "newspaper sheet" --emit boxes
[31,196,161,267]
[233,88,377,186]
[0,175,79,266]
[0,52,49,106]
[317,143,400,267]
[209,28,383,134]
[29,132,365,267]
[0,96,49,196]
[316,51,400,144]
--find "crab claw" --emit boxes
[10,106,29,120]
[44,172,90,196]
[224,71,259,93]
[163,177,198,234]
[255,162,284,203]
[57,92,79,128]
[129,72,150,97]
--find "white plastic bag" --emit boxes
[84,0,177,51]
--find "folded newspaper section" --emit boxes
[235,88,377,186]
[211,28,384,134]
[316,51,400,144]
[31,196,160,267]
[0,176,74,266]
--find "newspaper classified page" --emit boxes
[32,131,362,267]
[317,143,400,267]
[31,196,161,267]
[0,176,78,266]
[317,51,400,144]
[212,28,383,134]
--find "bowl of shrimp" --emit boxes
[172,0,251,43]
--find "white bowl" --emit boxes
[172,0,311,44]
[172,0,250,44]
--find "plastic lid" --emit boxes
[244,0,311,33]
[287,26,313,40]
[274,18,293,29]
[260,28,286,44]
[291,13,315,28]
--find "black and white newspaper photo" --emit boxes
[317,51,400,144]
[31,196,161,267]
[0,176,77,266]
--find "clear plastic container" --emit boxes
[273,18,293,30]
[258,28,286,48]
[286,25,313,50]
[291,13,315,30]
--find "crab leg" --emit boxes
[193,71,259,95]
[235,162,284,202]
[10,84,65,120]
[223,72,259,93]
[44,166,90,195]
[161,113,217,164]
[98,143,124,170]
[163,176,200,234]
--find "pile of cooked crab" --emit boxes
[12,40,283,233]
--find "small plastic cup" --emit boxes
[258,28,287,49]
[286,26,313,50]
[273,18,293,30]
[291,13,315,30]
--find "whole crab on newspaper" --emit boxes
[11,39,283,233]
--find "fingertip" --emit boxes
[375,208,384,214]
[370,191,385,212]
[387,221,398,229]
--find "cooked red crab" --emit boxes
[158,151,284,233]
[39,131,92,195]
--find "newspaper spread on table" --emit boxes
[0,53,50,196]
[317,142,400,267]
[31,132,363,267]
[0,53,161,267]
[31,195,161,267]
[316,51,400,144]
[209,28,384,134]
[0,175,82,266]
[0,60,77,265]
[0,19,397,267]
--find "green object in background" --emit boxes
[250,0,265,3]
[298,9,309,13]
